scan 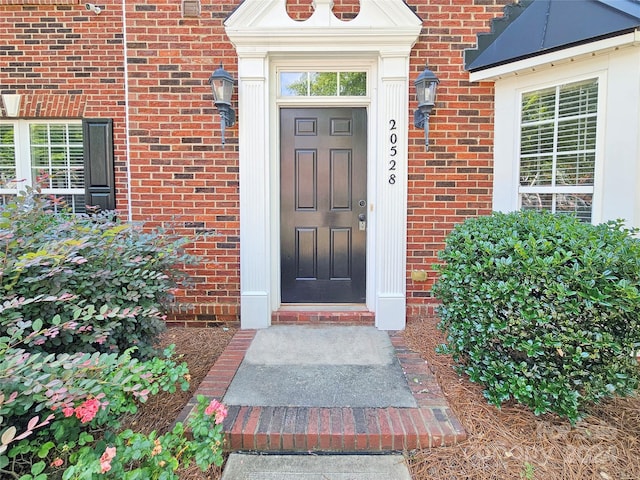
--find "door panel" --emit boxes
[281,107,367,303]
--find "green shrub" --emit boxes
[0,190,199,359]
[0,293,226,480]
[433,211,640,423]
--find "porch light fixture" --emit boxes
[208,63,236,145]
[413,65,439,150]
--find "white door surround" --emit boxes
[225,0,422,329]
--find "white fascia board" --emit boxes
[469,30,640,82]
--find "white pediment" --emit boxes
[225,0,423,52]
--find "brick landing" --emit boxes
[178,329,466,452]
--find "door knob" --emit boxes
[358,213,366,221]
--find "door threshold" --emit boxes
[278,304,369,312]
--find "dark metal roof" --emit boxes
[465,0,640,72]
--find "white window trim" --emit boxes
[516,78,600,220]
[0,119,84,204]
[493,66,607,225]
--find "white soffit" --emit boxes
[225,0,423,52]
[469,30,640,82]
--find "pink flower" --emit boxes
[204,399,221,416]
[75,398,101,423]
[50,457,64,468]
[99,446,116,474]
[62,406,75,418]
[100,461,111,474]
[215,405,228,425]
[205,399,228,425]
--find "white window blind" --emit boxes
[519,78,598,222]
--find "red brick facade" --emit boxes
[0,0,510,325]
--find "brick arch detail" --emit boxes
[4,93,88,119]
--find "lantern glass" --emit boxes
[423,80,437,106]
[212,77,233,105]
[209,66,234,105]
[414,66,439,109]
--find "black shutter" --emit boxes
[83,118,115,211]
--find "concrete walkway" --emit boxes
[177,324,465,478]
[221,453,412,480]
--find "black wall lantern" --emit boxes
[208,64,236,145]
[413,65,439,150]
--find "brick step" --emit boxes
[179,329,467,453]
[271,310,375,325]
[222,404,464,452]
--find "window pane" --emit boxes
[69,146,83,166]
[32,168,51,187]
[69,167,84,188]
[520,155,553,186]
[520,123,554,155]
[31,146,50,167]
[521,193,553,212]
[0,124,15,146]
[521,87,555,123]
[557,116,596,152]
[51,146,68,166]
[30,124,48,144]
[339,72,366,96]
[556,193,592,222]
[310,72,337,96]
[556,153,595,186]
[0,124,16,185]
[68,124,83,143]
[558,79,598,118]
[49,124,67,144]
[50,169,69,188]
[281,72,308,96]
[38,194,86,214]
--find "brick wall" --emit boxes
[2,0,510,324]
[0,0,128,209]
[124,0,242,325]
[406,0,509,318]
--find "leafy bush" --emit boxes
[0,282,226,479]
[0,190,199,358]
[0,192,227,479]
[434,211,640,423]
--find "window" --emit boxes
[0,120,86,212]
[518,78,598,222]
[280,71,367,97]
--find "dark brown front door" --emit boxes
[280,107,367,303]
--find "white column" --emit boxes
[375,55,409,330]
[238,55,271,329]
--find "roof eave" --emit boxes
[469,29,640,82]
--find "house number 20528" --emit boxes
[388,119,397,184]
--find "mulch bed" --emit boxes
[132,321,640,480]
[403,318,640,480]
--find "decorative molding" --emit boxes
[1,94,21,117]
